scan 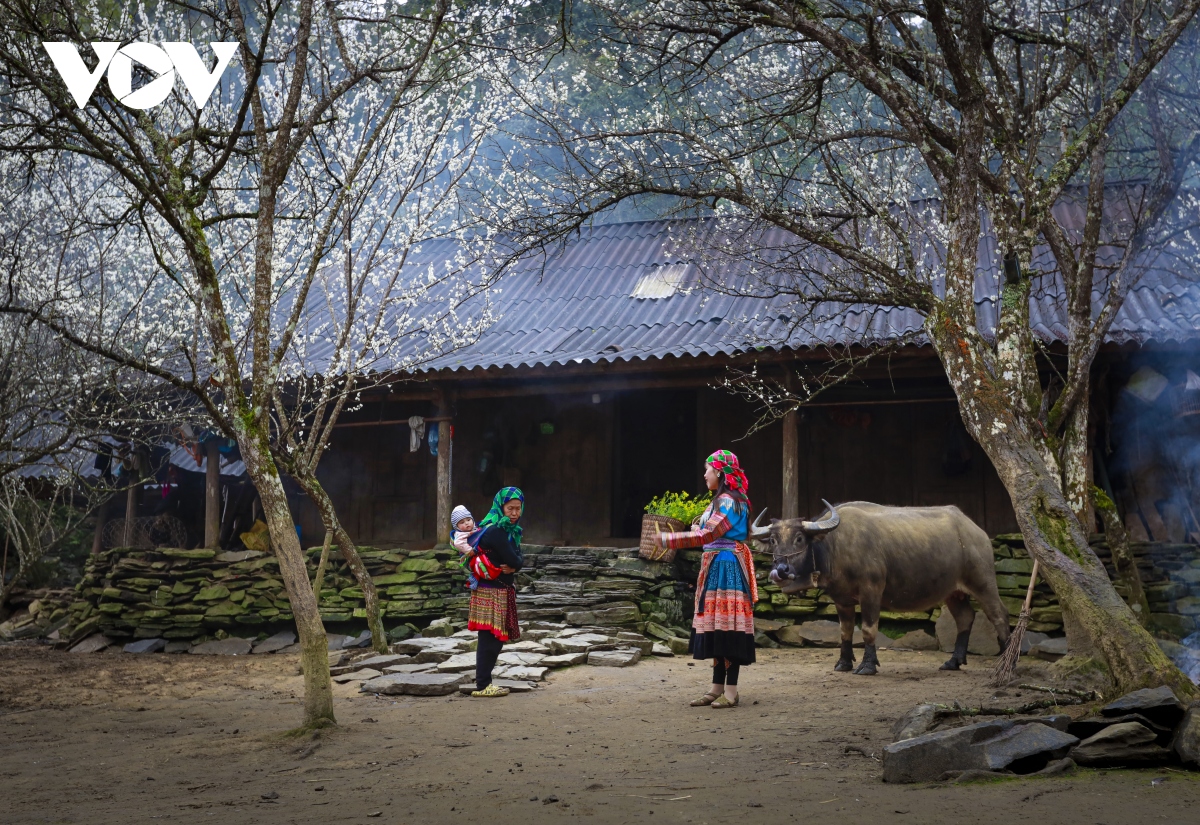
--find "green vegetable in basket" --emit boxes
[644,490,713,524]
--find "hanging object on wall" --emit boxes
[1124,366,1169,404]
[428,423,439,456]
[407,415,426,452]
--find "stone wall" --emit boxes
[44,535,1200,648]
[60,543,693,648]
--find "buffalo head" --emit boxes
[763,500,840,593]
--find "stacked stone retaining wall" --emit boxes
[38,535,1200,648]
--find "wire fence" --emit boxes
[101,515,188,550]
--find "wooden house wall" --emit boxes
[297,381,1018,549]
[696,389,1016,533]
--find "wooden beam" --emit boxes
[332,415,451,429]
[123,449,143,547]
[782,372,800,521]
[434,389,453,547]
[204,439,221,548]
[90,495,109,555]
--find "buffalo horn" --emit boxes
[801,500,840,533]
[749,508,770,538]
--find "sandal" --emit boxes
[689,692,721,707]
[471,684,510,698]
[710,694,739,709]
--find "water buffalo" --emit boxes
[760,501,1010,675]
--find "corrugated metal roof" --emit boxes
[328,212,1200,375]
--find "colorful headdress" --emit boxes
[707,450,750,510]
[479,486,525,547]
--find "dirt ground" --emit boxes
[1,643,1197,825]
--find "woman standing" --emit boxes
[655,451,757,708]
[469,486,525,698]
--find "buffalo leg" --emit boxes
[833,604,856,672]
[853,595,881,676]
[940,593,974,671]
[975,590,1012,654]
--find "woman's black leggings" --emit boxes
[476,630,504,690]
[712,659,740,686]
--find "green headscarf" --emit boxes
[479,486,524,547]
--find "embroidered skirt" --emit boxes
[690,544,756,665]
[468,584,520,643]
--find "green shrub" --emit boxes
[644,491,712,524]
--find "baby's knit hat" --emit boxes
[450,504,473,527]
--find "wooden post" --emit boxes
[782,371,800,521]
[435,390,453,547]
[90,495,109,556]
[122,449,143,547]
[205,439,221,548]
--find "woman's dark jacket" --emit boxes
[476,525,524,587]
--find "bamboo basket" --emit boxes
[639,514,687,562]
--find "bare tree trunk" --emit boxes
[1060,373,1093,530]
[928,316,1194,698]
[239,446,335,727]
[294,473,389,654]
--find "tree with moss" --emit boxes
[0,0,527,727]
[504,0,1200,694]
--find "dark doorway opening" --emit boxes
[612,389,698,537]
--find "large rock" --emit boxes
[499,665,548,682]
[214,550,264,563]
[1100,686,1187,729]
[434,653,480,673]
[547,634,615,655]
[390,637,464,655]
[326,633,356,650]
[934,609,1001,656]
[541,652,587,667]
[651,643,675,657]
[1020,631,1049,654]
[567,602,641,626]
[892,630,939,651]
[891,704,941,742]
[1029,637,1068,661]
[882,720,1077,783]
[665,636,690,655]
[190,637,252,655]
[332,655,409,675]
[1068,713,1174,746]
[422,618,455,638]
[587,648,642,667]
[776,620,860,648]
[123,638,166,654]
[457,679,537,694]
[977,724,1079,774]
[498,651,547,667]
[615,632,654,654]
[359,672,467,696]
[1173,707,1200,767]
[645,622,680,642]
[1070,721,1173,766]
[384,663,438,674]
[69,633,111,653]
[252,631,296,654]
[332,668,381,683]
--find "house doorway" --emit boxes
[612,388,698,538]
